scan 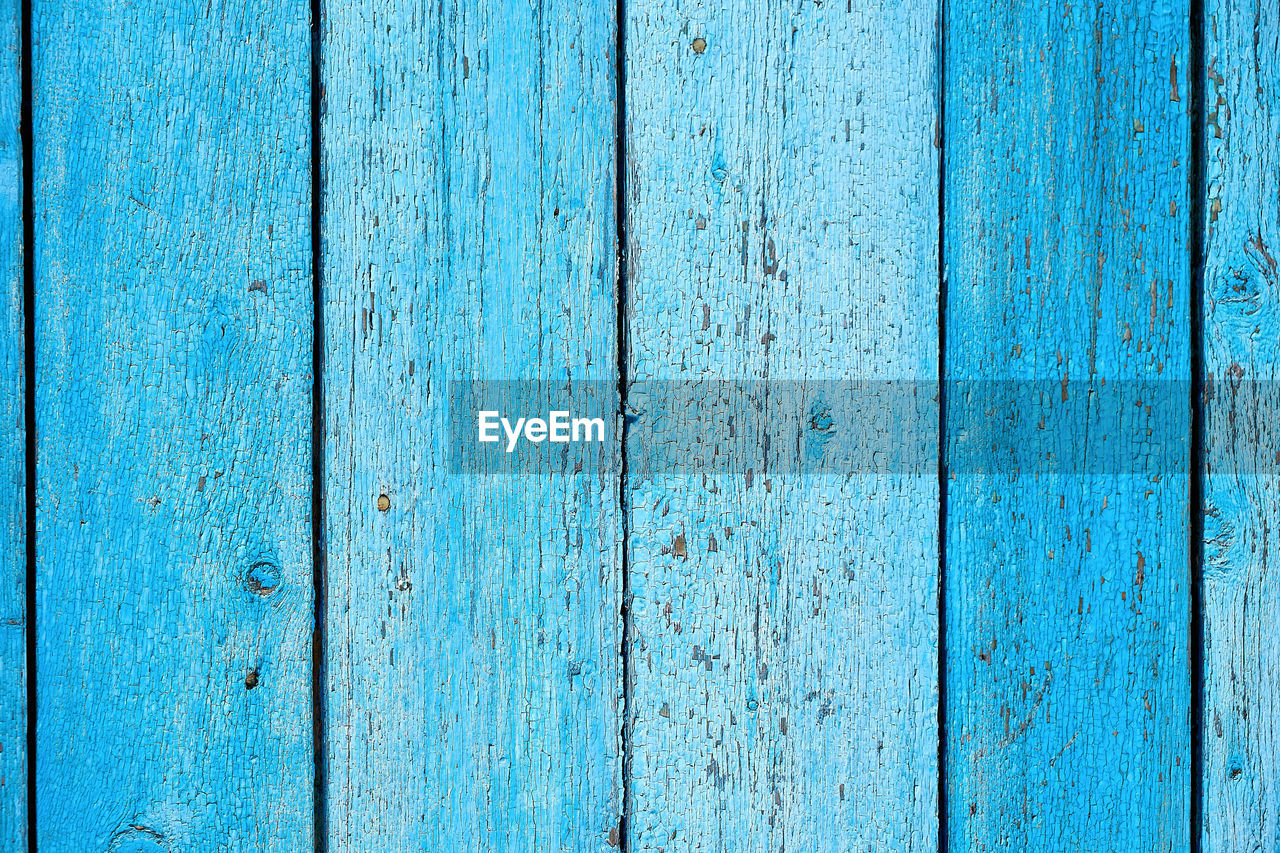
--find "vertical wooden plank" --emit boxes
[1201,3,1280,850]
[945,2,1191,850]
[321,1,621,849]
[0,0,19,844]
[34,2,312,849]
[624,3,939,850]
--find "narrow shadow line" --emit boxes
[614,0,631,848]
[21,0,35,847]
[935,4,949,853]
[310,1,327,851]
[1187,0,1206,849]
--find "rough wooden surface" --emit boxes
[321,1,622,849]
[19,1,1275,848]
[33,1,313,848]
[623,2,940,850]
[944,2,1191,850]
[1201,2,1280,850]
[0,0,19,845]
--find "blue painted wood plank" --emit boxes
[944,2,1191,850]
[34,1,313,848]
[320,1,622,849]
[1201,3,1280,849]
[624,2,940,850]
[0,0,20,845]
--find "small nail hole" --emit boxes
[245,668,260,690]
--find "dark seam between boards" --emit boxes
[615,0,632,848]
[310,0,327,850]
[935,2,949,851]
[1188,0,1206,849]
[22,0,35,846]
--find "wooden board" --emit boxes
[944,2,1191,850]
[320,1,622,849]
[0,0,19,845]
[33,1,313,848]
[623,2,940,850]
[1201,2,1280,850]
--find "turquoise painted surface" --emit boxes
[0,0,18,846]
[624,1,939,850]
[33,1,313,849]
[945,1,1191,851]
[1201,1,1280,850]
[321,0,622,849]
[11,0,1278,849]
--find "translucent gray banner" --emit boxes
[439,378,1270,477]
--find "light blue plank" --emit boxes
[321,1,622,849]
[1201,2,1280,850]
[34,1,312,848]
[0,0,19,845]
[624,2,940,850]
[945,2,1191,850]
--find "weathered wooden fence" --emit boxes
[0,0,1275,850]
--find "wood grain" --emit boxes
[0,0,19,845]
[1201,2,1280,850]
[320,1,622,849]
[623,2,940,850]
[33,1,313,848]
[944,2,1191,850]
